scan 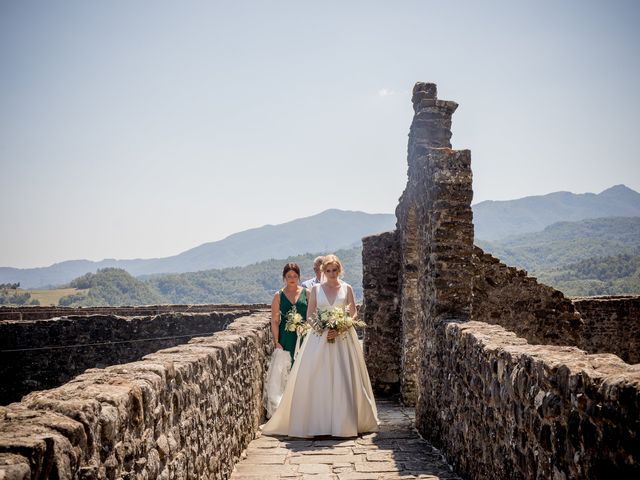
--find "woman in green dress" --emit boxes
[270,263,308,363]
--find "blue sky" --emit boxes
[1,0,639,268]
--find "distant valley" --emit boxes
[477,216,640,296]
[0,209,396,288]
[1,184,639,302]
[4,215,639,307]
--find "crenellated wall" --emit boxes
[0,309,267,405]
[362,81,640,479]
[0,313,272,479]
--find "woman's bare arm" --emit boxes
[271,291,283,349]
[347,284,357,320]
[307,286,317,323]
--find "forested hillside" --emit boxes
[0,283,40,305]
[477,217,640,273]
[6,217,639,307]
[143,247,363,304]
[477,217,640,296]
[3,185,639,290]
[58,268,165,306]
[536,254,640,296]
[54,248,362,306]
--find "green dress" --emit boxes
[278,288,308,363]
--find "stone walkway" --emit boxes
[230,399,464,480]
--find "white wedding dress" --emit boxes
[262,283,379,438]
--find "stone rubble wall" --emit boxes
[362,231,402,397]
[471,251,640,364]
[437,320,640,479]
[471,246,584,346]
[397,83,475,414]
[0,304,268,321]
[0,310,265,405]
[397,146,475,409]
[572,296,640,364]
[0,313,272,480]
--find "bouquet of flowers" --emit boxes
[285,306,309,334]
[312,305,367,343]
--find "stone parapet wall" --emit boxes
[572,295,640,364]
[0,303,269,321]
[471,246,584,346]
[0,310,263,405]
[0,313,272,479]
[471,251,640,364]
[362,231,401,396]
[431,320,640,479]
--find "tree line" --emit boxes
[0,282,40,305]
[53,248,363,307]
[3,225,639,307]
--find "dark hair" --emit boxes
[282,263,300,279]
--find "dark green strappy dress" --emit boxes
[278,288,308,363]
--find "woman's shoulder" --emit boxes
[271,290,281,306]
[298,287,309,303]
[341,282,355,297]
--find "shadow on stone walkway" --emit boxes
[231,399,464,480]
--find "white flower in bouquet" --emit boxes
[313,304,367,343]
[285,306,309,334]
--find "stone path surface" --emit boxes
[231,399,464,480]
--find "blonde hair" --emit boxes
[321,254,344,276]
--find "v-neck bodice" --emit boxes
[317,283,347,310]
[280,288,308,317]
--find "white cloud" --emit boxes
[377,88,397,97]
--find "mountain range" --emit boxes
[1,210,396,288]
[53,216,640,306]
[473,184,640,240]
[2,184,639,289]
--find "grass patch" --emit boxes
[26,288,87,306]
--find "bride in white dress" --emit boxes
[262,254,379,438]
